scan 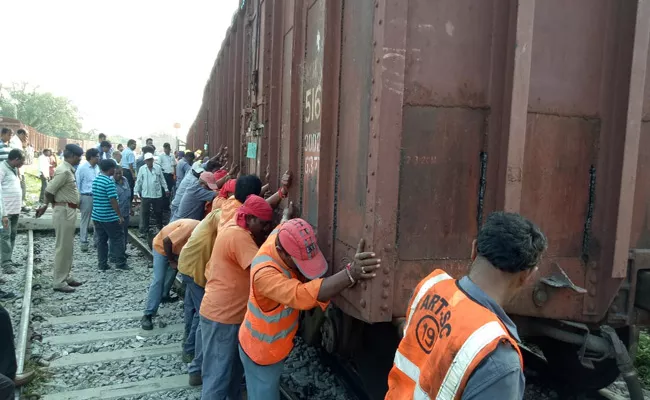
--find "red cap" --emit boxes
[278,218,328,280]
[219,178,236,198]
[199,172,219,190]
[214,170,228,180]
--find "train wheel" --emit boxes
[538,338,621,391]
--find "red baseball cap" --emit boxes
[214,170,228,180]
[278,218,328,280]
[199,172,219,190]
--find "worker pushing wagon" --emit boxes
[238,216,381,399]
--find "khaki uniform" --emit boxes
[45,161,80,289]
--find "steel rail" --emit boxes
[127,230,183,286]
[14,230,34,399]
[279,383,299,400]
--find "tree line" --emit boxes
[0,82,100,141]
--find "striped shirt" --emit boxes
[0,161,22,215]
[92,174,119,222]
[0,141,12,162]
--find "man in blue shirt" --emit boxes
[92,159,129,271]
[76,148,100,252]
[171,163,203,220]
[172,172,219,222]
[175,152,195,189]
[121,140,137,203]
[113,166,132,255]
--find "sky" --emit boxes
[1,0,240,140]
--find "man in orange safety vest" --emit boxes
[238,213,381,400]
[385,212,547,400]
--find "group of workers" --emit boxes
[0,126,550,399]
[135,138,548,400]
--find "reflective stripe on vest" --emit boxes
[394,350,430,400]
[244,318,299,343]
[403,272,453,336]
[247,300,294,323]
[244,254,296,344]
[437,321,508,399]
[393,318,509,400]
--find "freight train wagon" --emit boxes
[188,0,650,393]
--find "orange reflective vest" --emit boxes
[385,269,523,400]
[238,228,300,365]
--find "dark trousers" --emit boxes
[0,306,16,380]
[181,274,204,356]
[140,197,163,235]
[0,374,13,400]
[122,216,130,253]
[1,215,19,268]
[39,176,48,204]
[94,220,126,269]
[163,173,175,208]
[123,170,135,203]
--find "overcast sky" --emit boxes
[2,0,239,140]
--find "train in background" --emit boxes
[187,0,650,395]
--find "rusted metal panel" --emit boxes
[403,0,495,108]
[316,0,342,264]
[528,1,609,118]
[266,0,284,187]
[187,0,650,327]
[397,107,486,260]
[279,28,293,179]
[632,124,650,249]
[234,11,245,167]
[286,0,305,200]
[334,0,374,250]
[299,0,325,229]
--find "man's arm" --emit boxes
[265,171,291,209]
[133,167,142,196]
[460,344,524,400]
[110,198,123,221]
[163,237,178,268]
[159,168,169,193]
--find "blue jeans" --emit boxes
[94,220,126,269]
[180,274,204,357]
[239,345,284,400]
[144,250,176,316]
[200,317,243,400]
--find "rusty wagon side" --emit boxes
[188,0,650,391]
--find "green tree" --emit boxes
[0,82,84,138]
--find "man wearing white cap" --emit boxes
[134,153,169,238]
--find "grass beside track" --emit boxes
[635,331,650,387]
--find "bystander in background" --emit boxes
[0,149,25,274]
[76,148,100,252]
[38,149,52,204]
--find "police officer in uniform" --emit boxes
[35,144,85,293]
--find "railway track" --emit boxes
[9,228,199,400]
